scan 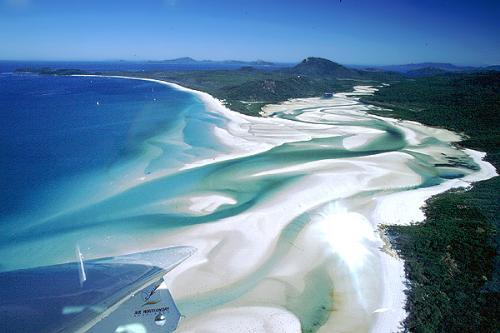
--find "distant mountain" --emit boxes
[238,66,257,72]
[252,60,275,66]
[149,57,198,64]
[406,67,452,77]
[15,67,95,75]
[148,57,275,66]
[219,59,275,66]
[484,65,500,71]
[290,57,359,77]
[378,62,476,73]
[349,62,500,75]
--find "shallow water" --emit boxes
[0,76,493,332]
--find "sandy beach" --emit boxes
[121,81,495,332]
[15,76,496,332]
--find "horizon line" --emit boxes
[0,58,497,68]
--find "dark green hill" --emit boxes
[290,57,360,77]
[108,57,390,115]
[149,57,197,64]
[380,62,476,73]
[406,66,451,77]
[362,72,500,333]
[485,65,500,72]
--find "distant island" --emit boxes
[349,62,499,77]
[147,57,275,66]
[378,62,477,72]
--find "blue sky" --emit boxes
[0,0,499,65]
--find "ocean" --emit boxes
[0,74,202,216]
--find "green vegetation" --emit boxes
[15,67,97,75]
[132,69,362,116]
[386,178,499,332]
[362,73,500,165]
[107,57,402,116]
[364,72,500,332]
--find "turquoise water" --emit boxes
[1,75,196,214]
[0,75,486,331]
[0,74,228,269]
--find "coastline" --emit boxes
[75,75,497,332]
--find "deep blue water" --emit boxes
[0,74,197,215]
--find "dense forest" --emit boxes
[141,58,401,116]
[363,72,500,332]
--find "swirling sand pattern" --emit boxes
[1,78,496,332]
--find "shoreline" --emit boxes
[75,74,497,332]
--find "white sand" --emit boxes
[151,82,496,332]
[71,76,497,332]
[177,306,301,333]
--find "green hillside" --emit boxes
[363,72,500,332]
